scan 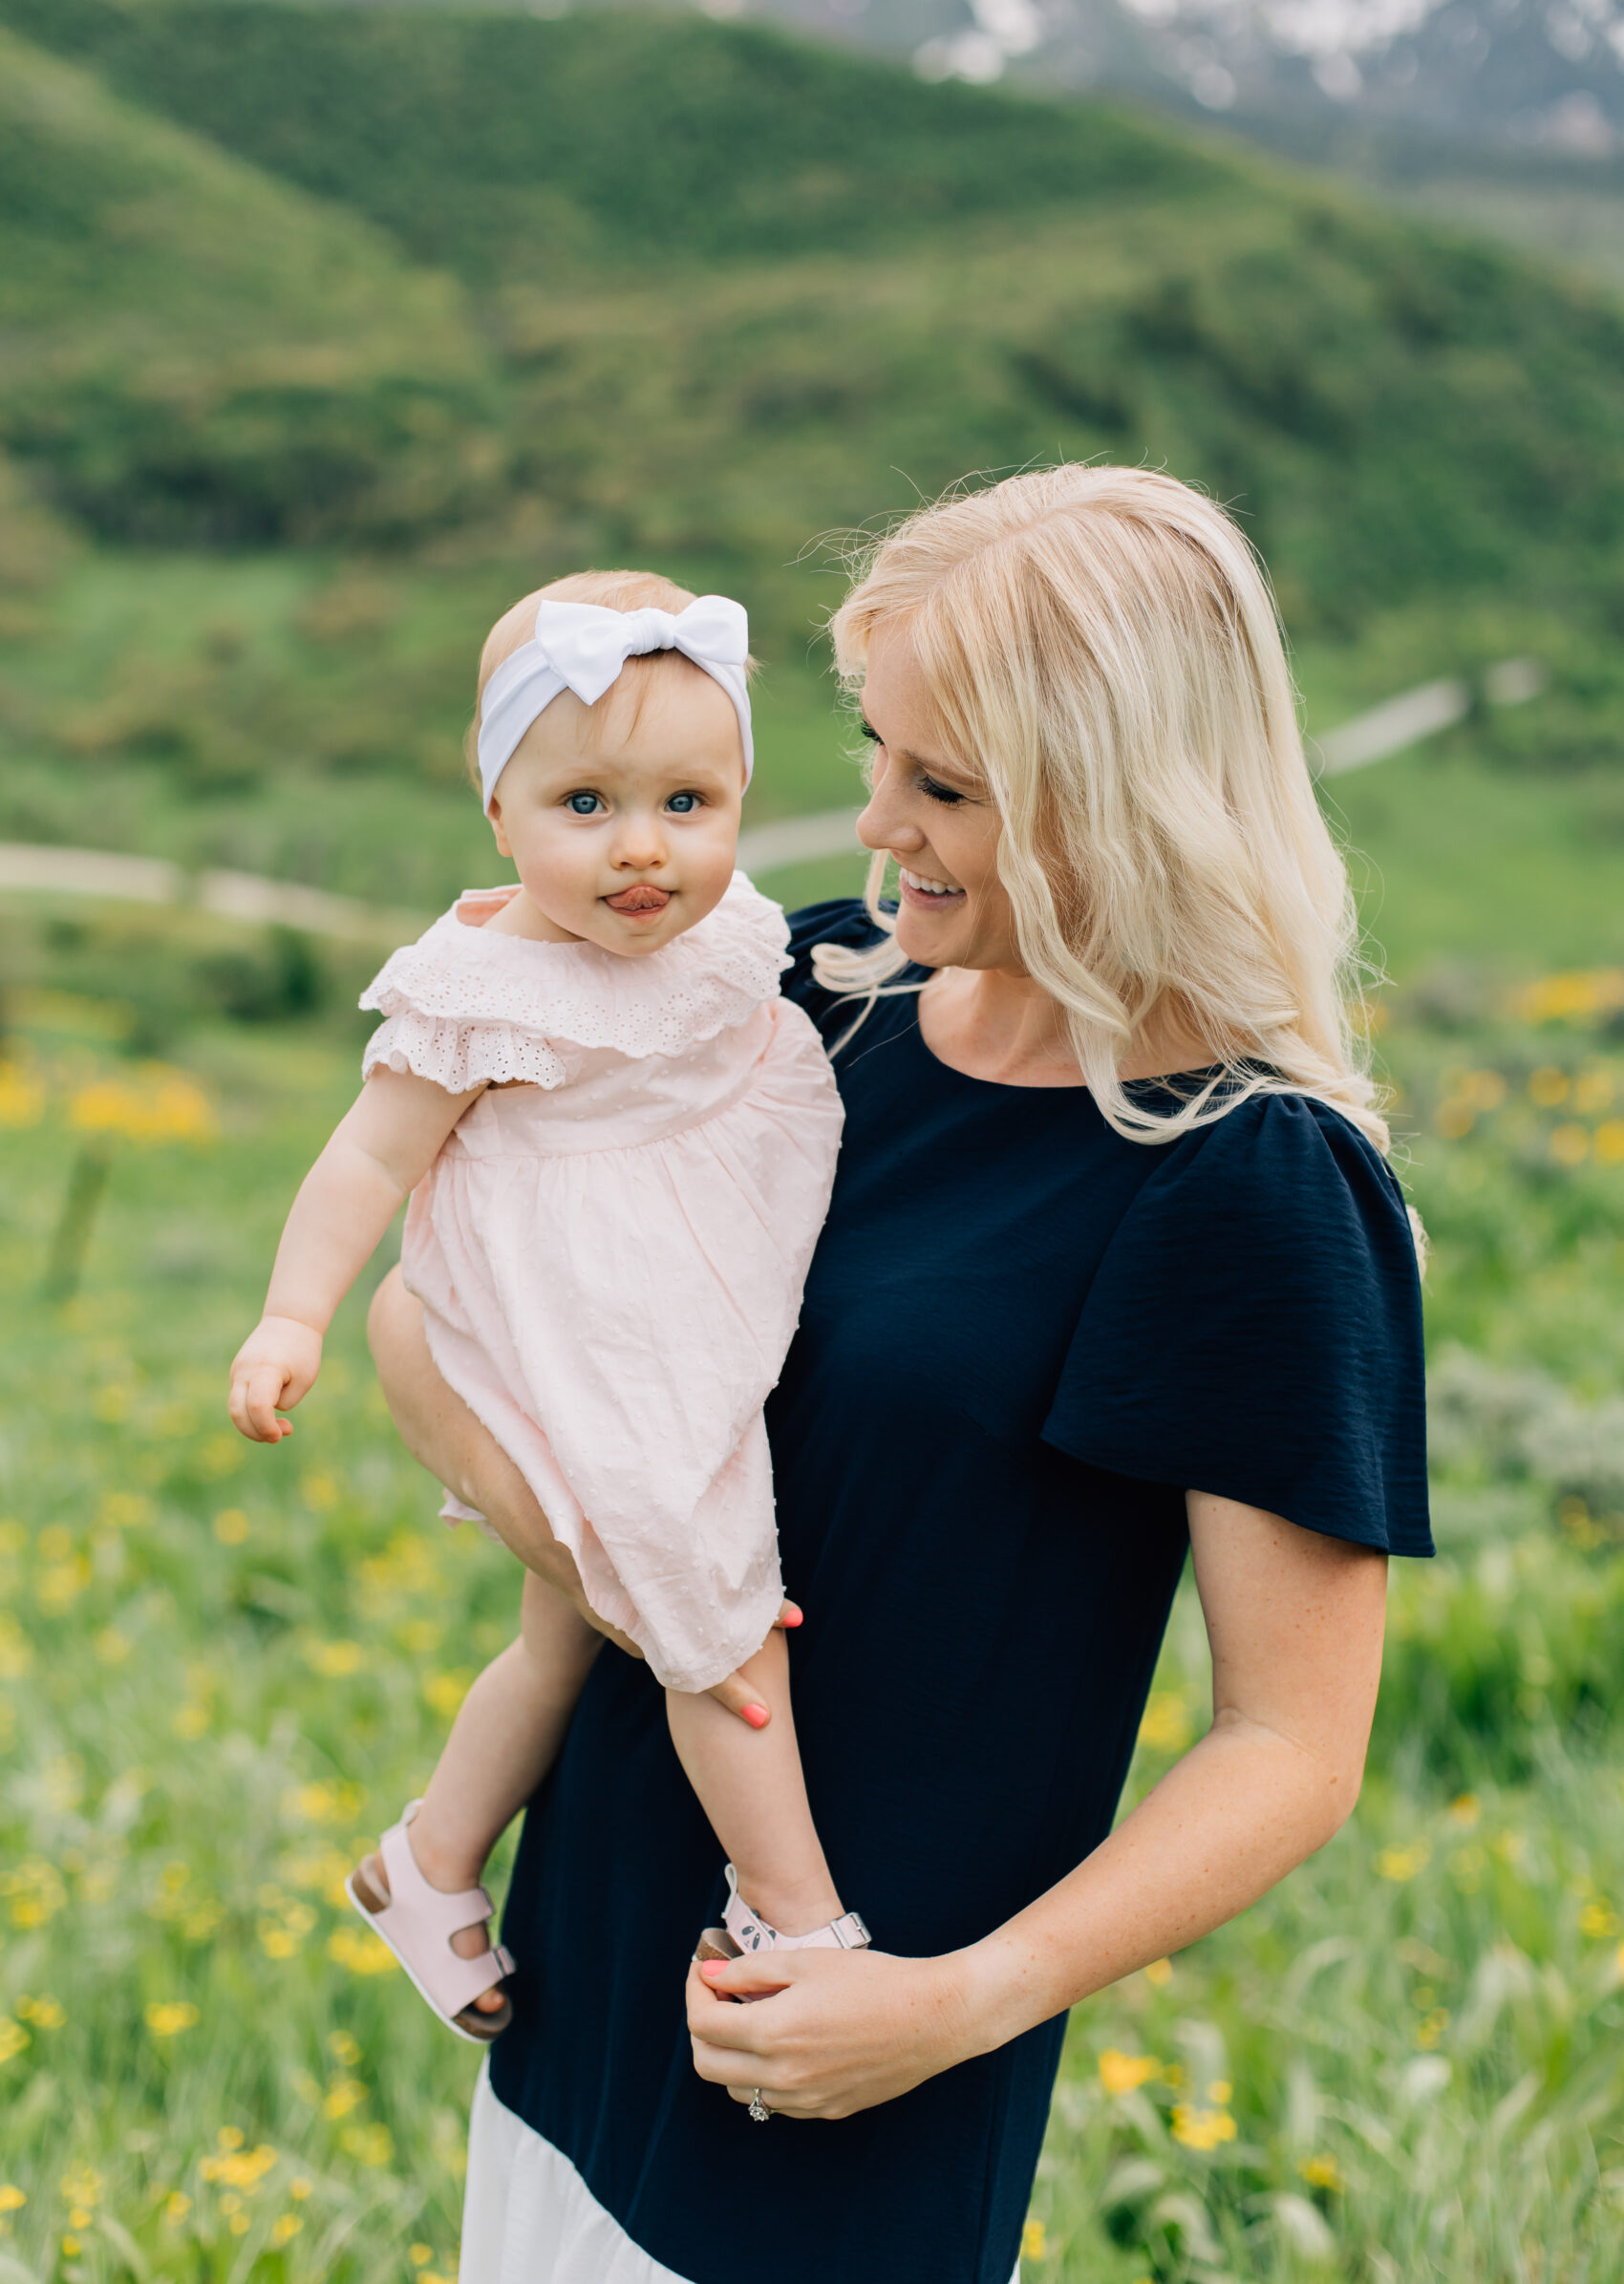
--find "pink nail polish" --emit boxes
[700,1959,726,1978]
[782,1608,803,1627]
[741,1703,769,1729]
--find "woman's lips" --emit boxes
[604,885,673,916]
[898,865,965,909]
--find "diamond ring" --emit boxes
[748,2088,772,2123]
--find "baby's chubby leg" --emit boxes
[358,1570,602,2010]
[413,1569,603,1891]
[666,1628,845,1938]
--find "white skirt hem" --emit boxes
[460,2063,1021,2284]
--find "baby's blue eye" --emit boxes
[566,792,603,816]
[667,792,700,815]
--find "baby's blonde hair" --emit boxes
[821,465,1389,1153]
[466,568,708,791]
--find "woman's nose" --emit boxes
[856,759,925,856]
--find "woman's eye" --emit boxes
[565,792,603,816]
[919,773,964,806]
[666,791,700,814]
[858,717,882,744]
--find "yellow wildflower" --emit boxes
[409,2246,433,2267]
[163,2192,192,2223]
[16,1996,65,2029]
[288,2179,312,2202]
[1376,1841,1431,1883]
[144,2001,200,2038]
[212,1508,251,1546]
[0,1061,44,1128]
[1020,2218,1049,2259]
[329,1924,398,1975]
[1097,2049,1160,2095]
[0,2188,26,2212]
[270,2214,303,2246]
[1596,1120,1624,1164]
[1550,1123,1590,1166]
[69,1066,217,1144]
[305,1638,365,1677]
[339,2122,394,2168]
[1143,1957,1173,1987]
[323,2078,367,2121]
[1299,2153,1342,2191]
[423,1670,474,1720]
[1137,1691,1192,1753]
[327,2030,361,2065]
[1170,2103,1237,2150]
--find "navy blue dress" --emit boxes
[490,900,1431,2284]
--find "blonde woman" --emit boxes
[368,465,1429,2284]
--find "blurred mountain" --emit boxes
[760,0,1624,178]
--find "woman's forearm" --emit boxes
[953,1714,1357,2055]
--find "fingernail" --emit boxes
[741,1703,769,1729]
[782,1608,803,1627]
[700,1960,726,1978]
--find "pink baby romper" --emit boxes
[358,872,844,1693]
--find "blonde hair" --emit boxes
[465,567,710,791]
[819,465,1391,1155]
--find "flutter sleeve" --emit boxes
[1042,1090,1432,1555]
[358,911,570,1093]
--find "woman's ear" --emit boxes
[487,797,513,859]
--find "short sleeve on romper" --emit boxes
[1042,1089,1432,1556]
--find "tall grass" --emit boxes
[3,963,1624,2280]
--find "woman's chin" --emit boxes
[893,900,967,969]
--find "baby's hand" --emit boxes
[228,1316,323,1443]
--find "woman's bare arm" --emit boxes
[687,1493,1388,2118]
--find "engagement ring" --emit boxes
[748,2088,772,2123]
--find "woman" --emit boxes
[369,465,1429,2284]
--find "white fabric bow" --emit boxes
[476,594,753,807]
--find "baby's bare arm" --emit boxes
[228,1068,481,1442]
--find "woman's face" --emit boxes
[855,625,1020,973]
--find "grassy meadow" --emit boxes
[6,716,1624,2281]
[6,5,1624,2278]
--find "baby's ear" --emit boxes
[487,798,513,858]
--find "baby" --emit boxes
[228,570,863,2040]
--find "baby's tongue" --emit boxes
[606,885,671,915]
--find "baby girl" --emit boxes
[227,570,864,2041]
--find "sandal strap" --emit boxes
[720,1863,870,1953]
[370,1805,514,2014]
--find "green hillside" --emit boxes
[0,0,1221,280]
[0,2,1622,965]
[6,1,1624,657]
[0,29,504,544]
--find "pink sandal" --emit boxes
[346,1802,515,2044]
[695,1863,870,1967]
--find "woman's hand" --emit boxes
[686,1947,980,2121]
[704,1603,804,1725]
[228,1316,323,1441]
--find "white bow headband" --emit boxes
[476,594,754,809]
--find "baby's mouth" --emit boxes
[604,884,673,916]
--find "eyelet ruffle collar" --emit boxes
[359,871,791,1064]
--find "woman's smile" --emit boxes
[897,865,965,908]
